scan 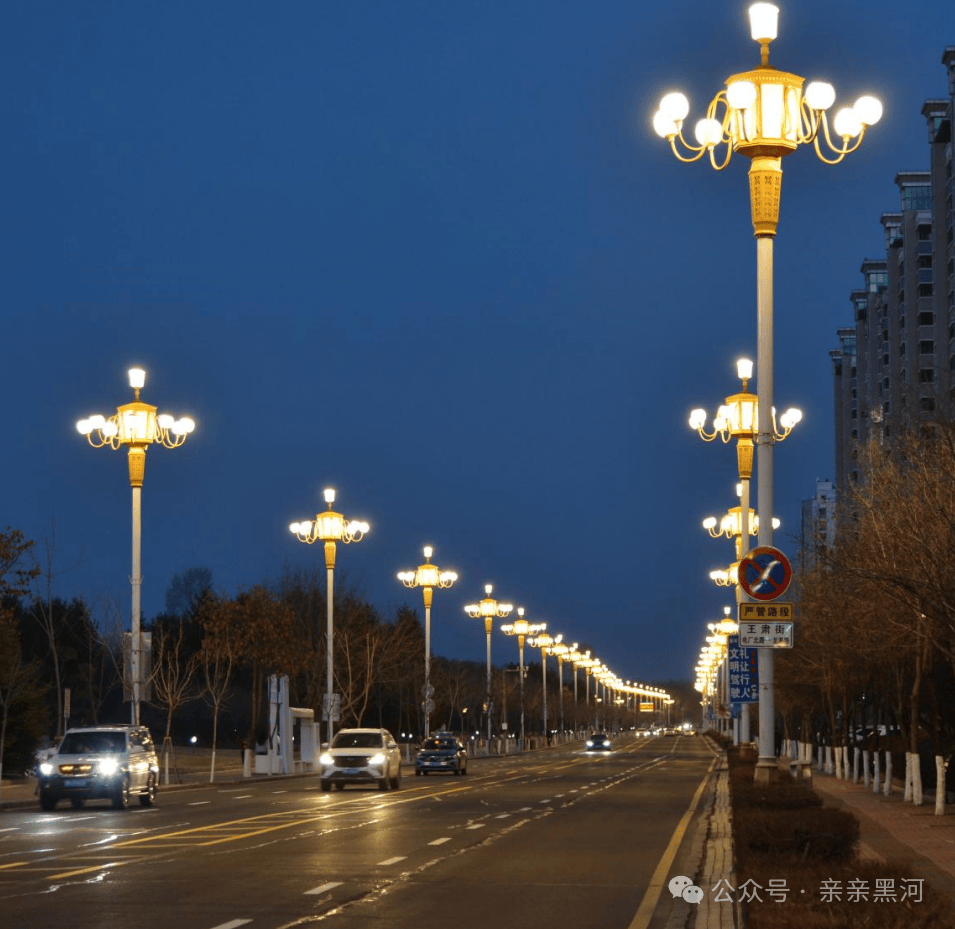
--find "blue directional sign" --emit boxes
[728,634,759,703]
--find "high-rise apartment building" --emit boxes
[830,48,955,500]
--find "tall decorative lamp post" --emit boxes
[464,585,513,747]
[550,640,570,734]
[528,632,557,739]
[655,3,879,779]
[290,488,369,746]
[691,359,797,747]
[500,608,544,749]
[398,546,457,739]
[77,367,195,725]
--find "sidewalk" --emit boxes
[793,762,955,909]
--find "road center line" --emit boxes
[377,856,406,866]
[428,837,452,845]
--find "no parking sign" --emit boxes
[737,546,793,601]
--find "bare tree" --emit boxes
[149,619,199,784]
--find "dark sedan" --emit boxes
[415,735,468,776]
[585,732,612,751]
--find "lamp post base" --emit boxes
[753,756,781,785]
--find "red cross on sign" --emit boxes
[737,546,793,601]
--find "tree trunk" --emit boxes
[883,750,892,796]
[873,751,881,794]
[935,755,946,815]
[862,749,870,787]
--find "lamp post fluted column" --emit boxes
[77,367,196,726]
[529,632,555,740]
[290,488,369,747]
[398,546,457,739]
[464,585,513,749]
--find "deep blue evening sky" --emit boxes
[3,1,954,685]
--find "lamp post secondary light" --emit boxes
[656,4,876,780]
[290,488,369,746]
[77,367,196,725]
[398,546,457,738]
[464,585,513,747]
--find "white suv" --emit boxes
[319,728,401,791]
[38,725,159,811]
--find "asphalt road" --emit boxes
[0,734,716,929]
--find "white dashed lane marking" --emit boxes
[429,837,452,845]
[378,856,406,866]
[305,882,343,895]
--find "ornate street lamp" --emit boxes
[500,608,544,748]
[528,632,559,739]
[290,488,369,746]
[398,546,457,738]
[550,640,571,734]
[77,367,196,725]
[656,2,880,783]
[464,585,513,746]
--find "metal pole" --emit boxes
[326,549,336,747]
[573,664,578,733]
[519,638,525,748]
[485,620,492,749]
[542,651,548,740]
[424,598,432,738]
[755,228,776,782]
[130,483,142,726]
[557,658,564,734]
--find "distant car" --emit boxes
[415,734,468,776]
[663,727,678,737]
[38,725,159,811]
[319,728,401,791]
[585,733,612,751]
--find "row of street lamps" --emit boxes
[77,369,667,744]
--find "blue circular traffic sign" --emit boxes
[738,546,792,601]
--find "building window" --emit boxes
[919,283,934,297]
[919,311,935,326]
[921,397,937,412]
[920,340,935,354]
[919,368,935,383]
[899,343,906,356]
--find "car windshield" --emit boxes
[59,732,125,754]
[332,732,383,749]
[423,738,456,750]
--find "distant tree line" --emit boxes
[0,540,681,775]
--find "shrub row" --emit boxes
[726,746,955,929]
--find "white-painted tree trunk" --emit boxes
[913,753,923,806]
[818,745,824,771]
[873,752,881,794]
[825,745,833,774]
[834,745,843,779]
[853,747,860,783]
[904,752,912,802]
[883,751,892,796]
[935,756,946,815]
[862,749,870,788]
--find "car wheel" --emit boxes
[454,766,461,776]
[378,776,389,791]
[139,774,157,807]
[334,782,345,791]
[112,777,130,810]
[39,789,58,811]
[415,769,421,776]
[390,768,400,790]
[320,780,331,792]
[70,797,85,809]
[462,765,468,775]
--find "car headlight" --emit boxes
[319,752,334,766]
[98,759,120,776]
[368,753,386,765]
[39,762,53,776]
